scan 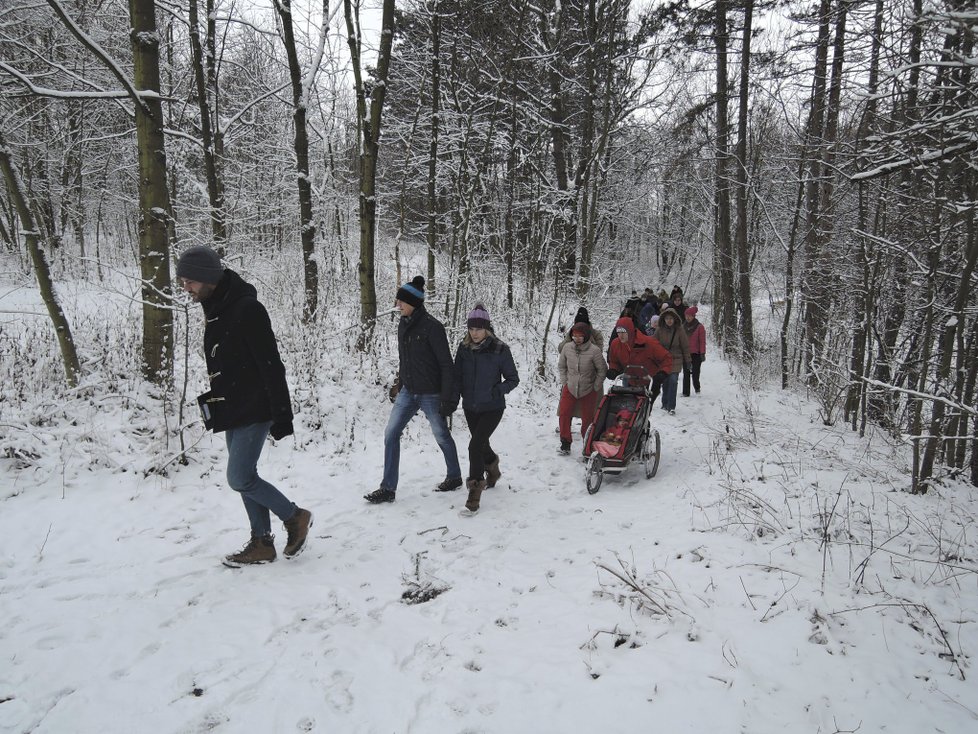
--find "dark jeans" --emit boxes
[682,353,703,396]
[382,389,461,491]
[648,371,667,407]
[225,421,296,536]
[662,372,680,410]
[463,408,504,481]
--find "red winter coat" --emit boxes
[608,317,673,382]
[686,320,706,355]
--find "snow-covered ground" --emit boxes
[2,267,977,733]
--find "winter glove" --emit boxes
[606,368,621,380]
[685,363,692,372]
[655,370,669,382]
[388,375,402,403]
[270,420,294,440]
[701,354,706,362]
[439,400,457,418]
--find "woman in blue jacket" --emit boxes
[451,303,520,515]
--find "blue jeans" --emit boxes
[382,390,461,491]
[225,421,296,536]
[661,372,680,410]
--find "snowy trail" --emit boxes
[2,348,977,733]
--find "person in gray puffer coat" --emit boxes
[557,322,608,453]
[556,307,605,428]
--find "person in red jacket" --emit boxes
[682,305,707,396]
[607,317,673,405]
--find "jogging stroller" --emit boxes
[582,366,662,494]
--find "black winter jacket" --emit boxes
[451,334,520,413]
[200,270,293,433]
[397,306,454,400]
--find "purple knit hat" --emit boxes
[467,303,491,329]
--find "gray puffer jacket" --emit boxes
[559,338,607,398]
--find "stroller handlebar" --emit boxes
[612,364,654,396]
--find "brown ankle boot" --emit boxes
[464,479,486,514]
[283,507,313,558]
[224,534,276,566]
[485,458,501,488]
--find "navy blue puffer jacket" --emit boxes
[451,334,520,412]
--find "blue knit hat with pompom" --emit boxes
[396,276,426,308]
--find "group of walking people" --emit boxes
[556,286,707,454]
[177,245,523,566]
[176,244,705,568]
[362,276,520,519]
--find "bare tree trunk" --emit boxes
[188,0,226,247]
[540,2,577,285]
[346,0,395,343]
[504,98,518,309]
[924,216,978,480]
[912,236,941,493]
[274,0,321,322]
[846,0,884,428]
[129,0,174,384]
[950,222,978,472]
[713,0,736,352]
[426,0,441,294]
[919,11,976,489]
[800,0,832,378]
[0,129,81,386]
[733,0,754,355]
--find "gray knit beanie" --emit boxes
[176,246,224,285]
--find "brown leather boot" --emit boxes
[485,458,501,488]
[224,534,276,566]
[463,479,486,514]
[283,507,313,558]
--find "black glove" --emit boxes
[655,370,668,382]
[270,420,294,440]
[701,354,706,362]
[685,363,692,372]
[606,368,621,380]
[439,400,457,418]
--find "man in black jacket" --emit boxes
[364,276,461,503]
[177,245,312,566]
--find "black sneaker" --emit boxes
[364,488,396,503]
[559,440,571,455]
[435,476,463,492]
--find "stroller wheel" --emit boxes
[643,429,661,479]
[586,453,604,494]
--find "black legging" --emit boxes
[682,353,703,396]
[463,408,504,481]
